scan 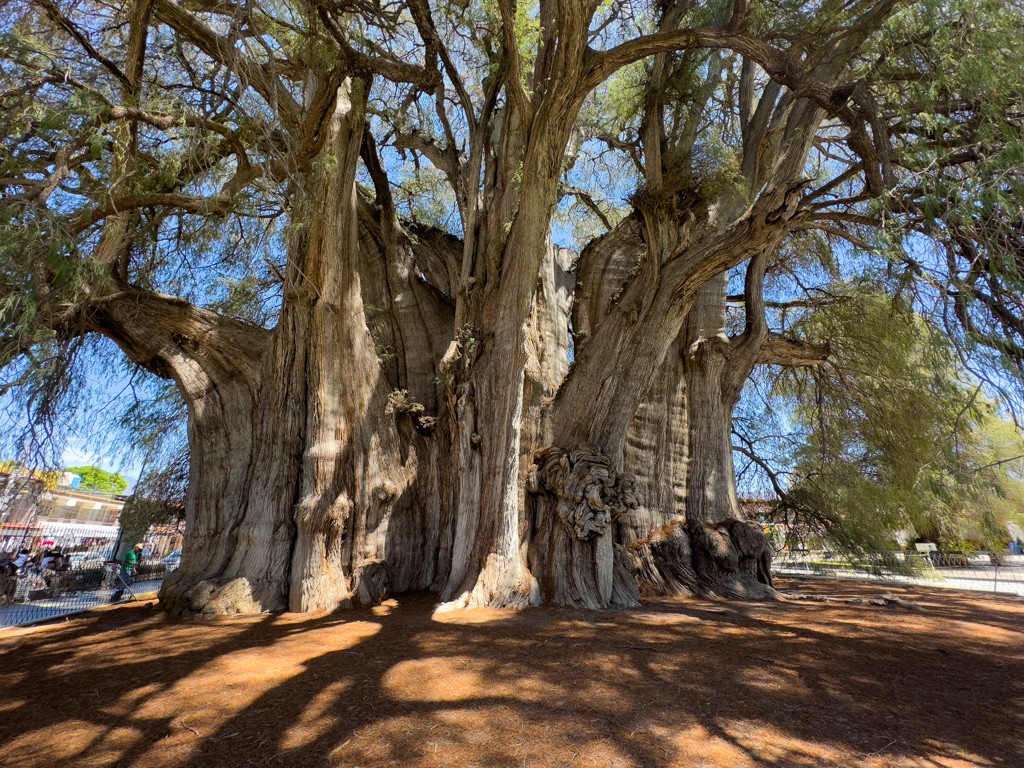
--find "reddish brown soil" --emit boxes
[0,578,1021,768]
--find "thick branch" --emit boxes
[583,29,831,103]
[153,0,302,124]
[755,334,830,366]
[392,130,461,177]
[68,192,232,236]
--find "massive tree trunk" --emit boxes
[150,79,437,616]
[670,271,776,599]
[88,290,279,615]
[619,333,689,593]
[146,123,824,617]
[641,252,829,600]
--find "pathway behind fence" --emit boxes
[1,525,168,627]
[774,551,1024,597]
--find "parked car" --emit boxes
[163,550,182,571]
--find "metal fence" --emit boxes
[773,550,1024,597]
[1,526,169,628]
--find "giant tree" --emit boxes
[2,0,1022,615]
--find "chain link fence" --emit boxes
[1,525,169,627]
[773,550,1024,597]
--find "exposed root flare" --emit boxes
[527,444,641,608]
[633,518,777,600]
[159,576,266,619]
[159,561,399,619]
[788,592,926,611]
[435,554,537,612]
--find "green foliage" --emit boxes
[64,465,128,494]
[391,163,458,229]
[866,0,1024,390]
[117,448,187,553]
[764,285,1024,553]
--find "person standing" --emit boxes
[112,544,142,601]
[124,544,139,572]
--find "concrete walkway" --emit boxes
[0,579,163,627]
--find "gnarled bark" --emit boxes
[158,79,435,616]
[638,518,774,599]
[527,443,640,608]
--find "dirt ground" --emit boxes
[0,578,1020,768]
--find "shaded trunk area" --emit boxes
[638,272,775,599]
[154,79,443,617]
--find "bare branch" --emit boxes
[559,186,613,230]
[32,0,133,90]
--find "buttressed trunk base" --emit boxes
[633,519,774,600]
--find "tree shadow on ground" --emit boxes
[0,578,1021,768]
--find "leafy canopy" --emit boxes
[63,465,128,494]
[746,282,1024,552]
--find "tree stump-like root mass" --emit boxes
[633,519,777,600]
[527,443,642,609]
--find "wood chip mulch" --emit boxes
[0,577,1020,768]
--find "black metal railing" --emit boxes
[1,527,169,627]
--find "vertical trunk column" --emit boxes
[673,273,774,597]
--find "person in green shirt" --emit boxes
[123,545,139,572]
[112,544,142,601]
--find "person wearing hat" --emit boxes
[112,544,142,601]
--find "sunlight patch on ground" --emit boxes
[430,606,521,624]
[384,658,487,702]
[3,720,110,763]
[0,582,1020,768]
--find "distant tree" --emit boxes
[741,286,1024,554]
[64,466,128,495]
[116,449,187,557]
